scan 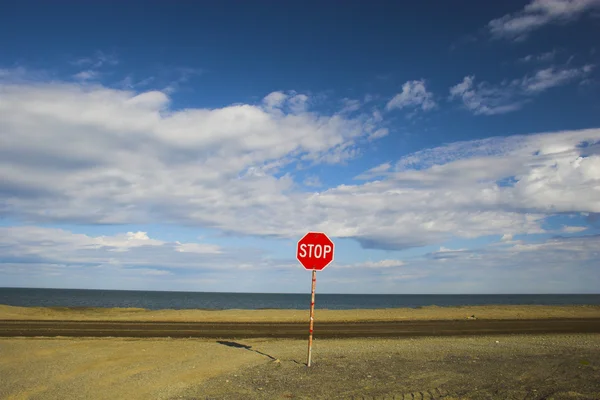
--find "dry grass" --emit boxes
[2,304,600,323]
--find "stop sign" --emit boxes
[296,232,335,271]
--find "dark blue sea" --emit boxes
[1,288,599,310]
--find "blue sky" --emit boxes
[1,0,599,293]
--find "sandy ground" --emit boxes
[2,304,600,322]
[2,305,600,399]
[1,335,599,400]
[0,337,260,400]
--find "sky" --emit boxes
[0,0,599,294]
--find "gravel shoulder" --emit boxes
[1,334,599,400]
[186,334,600,400]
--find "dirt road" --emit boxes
[2,318,600,338]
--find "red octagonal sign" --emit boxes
[296,232,335,271]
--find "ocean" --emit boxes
[1,288,599,310]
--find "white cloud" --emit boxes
[118,75,156,90]
[263,91,288,109]
[0,226,224,269]
[518,49,559,63]
[354,162,392,180]
[161,67,203,94]
[425,247,475,262]
[390,129,600,216]
[507,234,600,256]
[450,64,593,115]
[0,72,384,231]
[562,225,588,233]
[73,70,99,81]
[174,242,222,254]
[303,175,323,187]
[72,51,119,68]
[2,225,598,293]
[263,91,310,114]
[521,65,595,92]
[340,98,362,114]
[334,259,405,269]
[438,246,467,253]
[520,55,534,63]
[367,123,388,141]
[364,94,376,103]
[489,0,600,40]
[415,234,600,293]
[537,50,560,62]
[386,80,436,112]
[449,76,524,115]
[0,225,321,292]
[1,71,600,254]
[288,93,309,114]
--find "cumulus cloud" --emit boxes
[0,227,222,263]
[2,225,598,293]
[390,129,600,214]
[416,234,600,293]
[321,234,600,293]
[263,90,310,114]
[307,125,600,251]
[386,80,436,112]
[0,226,304,290]
[1,71,600,255]
[263,91,289,109]
[488,0,600,40]
[0,71,385,231]
[449,64,593,115]
[506,234,600,255]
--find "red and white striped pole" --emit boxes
[307,269,317,367]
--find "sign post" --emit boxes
[307,269,316,367]
[296,231,335,367]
